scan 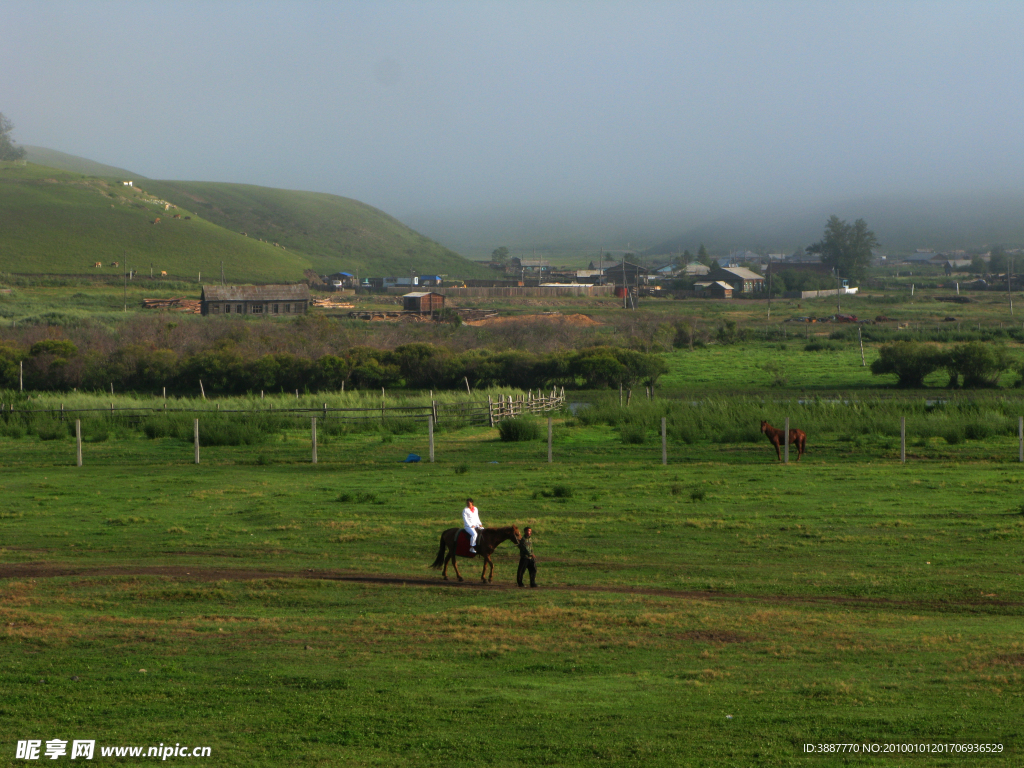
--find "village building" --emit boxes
[707,266,765,294]
[602,260,650,286]
[402,291,445,313]
[200,284,310,316]
[693,281,733,299]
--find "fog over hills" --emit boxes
[406,190,1024,266]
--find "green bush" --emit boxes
[498,418,540,442]
[620,424,647,444]
[964,422,992,441]
[34,419,66,441]
[870,342,945,387]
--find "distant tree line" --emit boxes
[0,341,667,395]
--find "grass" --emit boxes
[1,409,1023,765]
[0,161,489,284]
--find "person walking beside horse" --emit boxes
[516,526,538,588]
[760,420,806,461]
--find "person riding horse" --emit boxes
[462,497,483,553]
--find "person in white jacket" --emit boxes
[462,498,483,553]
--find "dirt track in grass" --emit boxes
[0,561,1019,611]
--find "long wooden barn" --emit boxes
[201,284,311,316]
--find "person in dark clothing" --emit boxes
[516,526,537,588]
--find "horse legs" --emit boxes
[481,555,489,583]
[774,439,782,461]
[451,556,464,582]
[441,553,450,580]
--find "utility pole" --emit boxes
[123,251,127,312]
[767,258,773,320]
[1009,258,1014,316]
[836,268,842,314]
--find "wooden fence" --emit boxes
[0,391,566,429]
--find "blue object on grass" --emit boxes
[402,454,421,463]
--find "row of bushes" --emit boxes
[0,341,667,394]
[870,341,1017,388]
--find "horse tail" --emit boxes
[429,534,447,569]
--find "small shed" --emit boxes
[402,291,445,314]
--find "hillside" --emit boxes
[23,146,141,180]
[142,180,490,279]
[0,163,310,282]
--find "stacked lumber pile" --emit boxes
[312,298,354,309]
[142,298,201,313]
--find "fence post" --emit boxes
[429,415,435,462]
[311,417,317,464]
[547,416,553,463]
[75,419,82,467]
[194,419,200,465]
[487,396,494,427]
[900,416,906,464]
[163,386,166,399]
[858,326,866,366]
[784,417,790,464]
[19,360,22,391]
[661,417,667,465]
[199,380,205,399]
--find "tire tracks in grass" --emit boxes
[0,561,1020,612]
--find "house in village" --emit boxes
[682,261,710,276]
[707,265,765,294]
[200,284,310,316]
[693,281,733,299]
[402,291,445,314]
[603,261,649,287]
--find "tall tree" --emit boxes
[697,243,711,266]
[490,246,510,264]
[0,113,27,161]
[806,215,878,279]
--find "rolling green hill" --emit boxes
[0,163,310,282]
[0,150,489,282]
[142,180,488,278]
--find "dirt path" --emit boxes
[0,562,1018,611]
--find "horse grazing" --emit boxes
[430,525,521,583]
[760,420,806,461]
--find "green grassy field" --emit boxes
[1,403,1022,766]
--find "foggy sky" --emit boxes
[5,1,1024,225]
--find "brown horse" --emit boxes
[760,420,806,461]
[430,525,521,583]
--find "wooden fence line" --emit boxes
[0,393,566,428]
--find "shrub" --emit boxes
[620,424,646,444]
[34,419,66,441]
[551,483,573,498]
[498,418,540,442]
[870,342,945,387]
[943,428,964,445]
[805,341,840,352]
[691,488,707,502]
[964,422,992,441]
[945,342,1012,388]
[454,463,469,475]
